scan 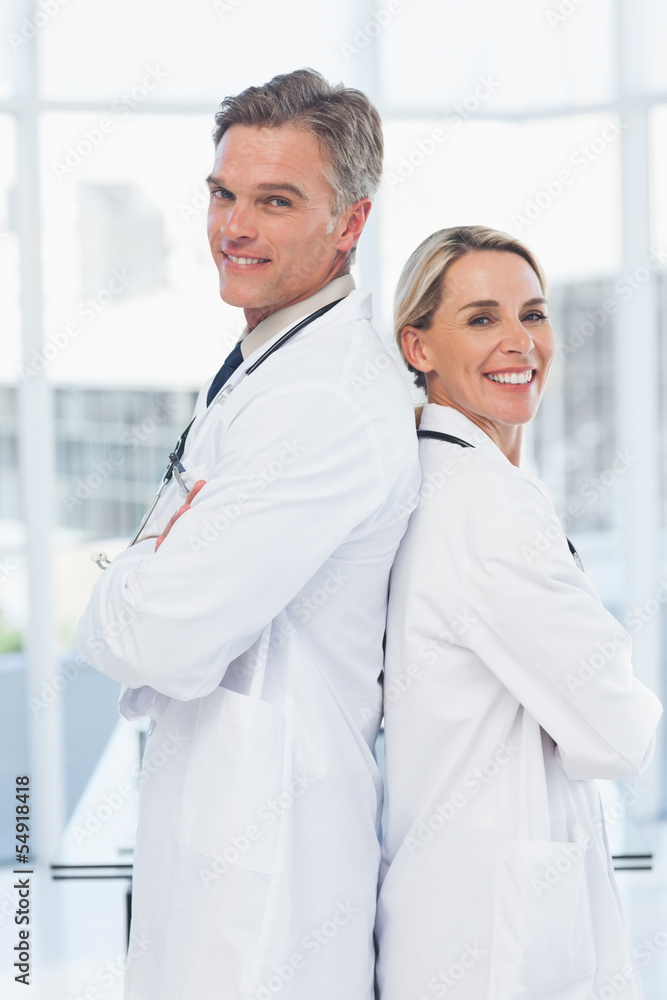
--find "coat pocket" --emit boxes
[490,829,597,998]
[175,685,285,876]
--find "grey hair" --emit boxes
[212,68,383,219]
[394,226,549,391]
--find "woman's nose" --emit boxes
[502,319,534,354]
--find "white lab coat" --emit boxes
[375,404,662,1000]
[76,290,420,1000]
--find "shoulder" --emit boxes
[405,443,567,567]
[218,340,418,503]
[287,297,411,401]
[274,305,419,475]
[250,292,409,402]
[416,439,549,520]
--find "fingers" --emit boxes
[155,480,208,551]
[186,480,207,504]
[155,507,188,551]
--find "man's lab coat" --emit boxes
[375,404,662,1000]
[76,289,420,1000]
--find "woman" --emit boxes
[375,227,662,1000]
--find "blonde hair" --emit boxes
[394,226,548,390]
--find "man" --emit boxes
[77,68,419,1000]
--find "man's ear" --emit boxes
[402,326,434,377]
[336,199,372,252]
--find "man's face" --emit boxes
[206,125,360,326]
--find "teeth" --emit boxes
[486,370,534,384]
[226,254,267,265]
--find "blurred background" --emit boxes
[1,0,666,996]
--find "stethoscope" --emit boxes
[91,298,344,570]
[416,428,585,572]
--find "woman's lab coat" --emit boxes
[375,403,662,1000]
[75,291,420,1000]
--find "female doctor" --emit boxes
[375,226,663,1000]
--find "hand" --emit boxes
[155,480,207,551]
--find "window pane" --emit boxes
[0,5,21,99]
[54,387,197,540]
[379,0,615,115]
[0,115,19,379]
[40,0,361,103]
[652,105,667,256]
[379,113,622,321]
[40,112,234,387]
[626,0,667,95]
[651,107,667,524]
[0,112,21,568]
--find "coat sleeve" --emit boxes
[75,382,388,702]
[447,471,662,780]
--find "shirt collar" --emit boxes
[418,403,511,461]
[239,274,356,360]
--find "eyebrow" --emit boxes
[205,176,307,200]
[457,296,548,313]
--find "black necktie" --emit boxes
[206,341,244,406]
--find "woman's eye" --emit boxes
[524,311,548,322]
[469,315,492,326]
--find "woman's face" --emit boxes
[403,250,555,435]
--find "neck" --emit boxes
[426,394,524,467]
[243,252,350,330]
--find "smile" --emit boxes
[224,252,270,266]
[484,370,534,385]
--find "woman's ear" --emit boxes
[402,326,433,377]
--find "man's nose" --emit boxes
[220,200,257,241]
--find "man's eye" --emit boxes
[270,197,290,207]
[211,188,233,200]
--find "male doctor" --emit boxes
[76,68,419,1000]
